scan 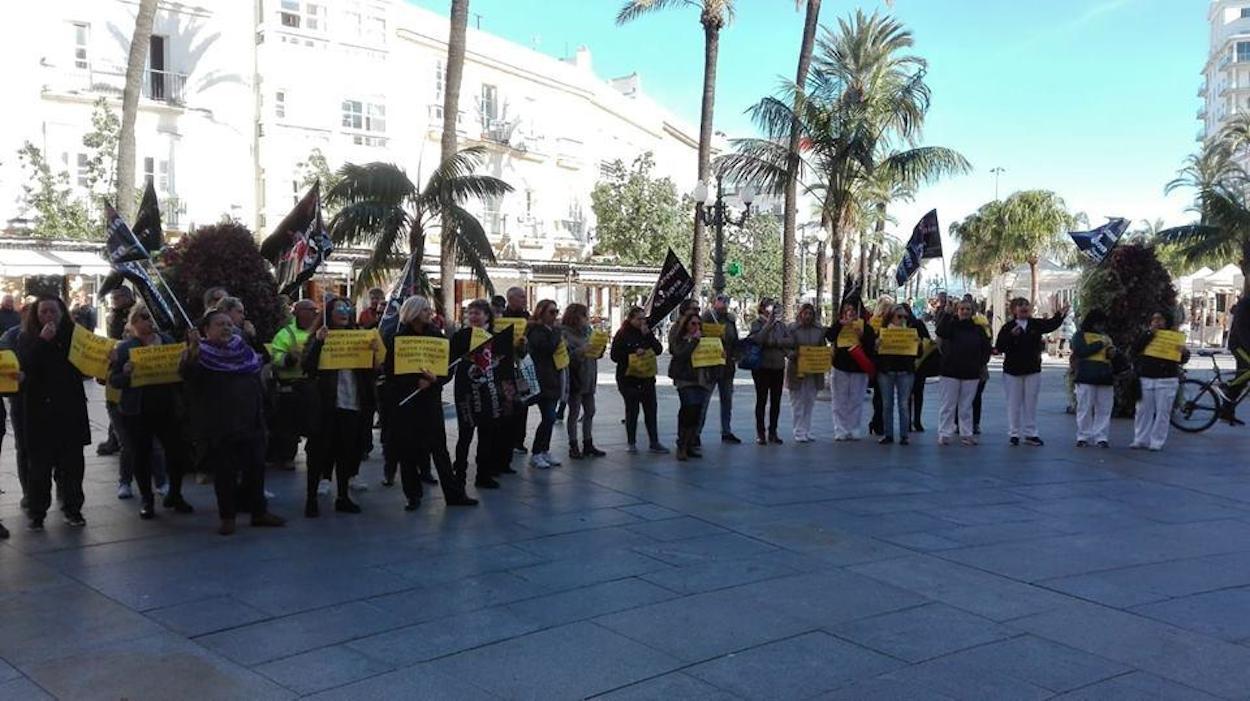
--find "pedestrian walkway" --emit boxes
[2,368,1250,699]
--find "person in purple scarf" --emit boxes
[180,310,286,535]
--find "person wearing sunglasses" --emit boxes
[525,300,564,469]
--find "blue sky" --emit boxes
[411,0,1206,245]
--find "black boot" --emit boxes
[584,441,606,457]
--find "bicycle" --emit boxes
[1170,349,1247,432]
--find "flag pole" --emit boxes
[146,263,194,327]
[398,358,464,406]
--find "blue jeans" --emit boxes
[677,385,711,434]
[698,369,734,435]
[878,371,915,439]
[531,398,559,454]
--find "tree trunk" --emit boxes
[692,19,720,296]
[439,0,470,321]
[116,0,158,223]
[1242,240,1250,300]
[814,213,829,322]
[780,0,822,321]
[1028,257,1039,305]
[830,222,844,308]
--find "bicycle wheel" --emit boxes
[1171,379,1220,433]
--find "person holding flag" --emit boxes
[451,299,512,490]
[260,181,334,298]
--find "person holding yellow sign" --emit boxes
[875,304,928,445]
[1130,310,1189,451]
[786,303,827,443]
[16,296,90,530]
[746,299,792,445]
[611,306,667,454]
[108,305,195,519]
[824,302,878,441]
[668,310,721,461]
[525,300,565,469]
[1071,310,1117,448]
[561,304,605,460]
[451,299,513,491]
[700,294,743,444]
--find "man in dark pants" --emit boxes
[267,300,318,469]
[502,286,530,454]
[97,287,134,457]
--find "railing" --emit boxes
[43,62,189,106]
[143,69,187,104]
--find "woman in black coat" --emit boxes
[936,300,993,446]
[301,295,379,517]
[451,298,514,490]
[381,296,477,511]
[108,304,194,519]
[16,296,89,530]
[525,299,564,469]
[610,306,667,454]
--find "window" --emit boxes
[280,0,300,27]
[1238,41,1250,63]
[305,3,324,30]
[159,160,170,192]
[72,22,89,70]
[366,102,385,132]
[76,153,89,188]
[143,157,155,185]
[341,99,362,129]
[434,60,444,102]
[480,84,498,125]
[279,1,323,31]
[342,99,385,132]
[1242,7,1250,18]
[275,90,286,118]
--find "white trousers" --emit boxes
[1134,377,1178,450]
[832,369,869,439]
[1003,373,1041,438]
[790,380,819,439]
[1075,384,1113,444]
[938,377,979,440]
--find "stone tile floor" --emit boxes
[3,367,1250,699]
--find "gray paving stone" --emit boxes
[812,677,959,700]
[511,526,658,559]
[632,532,778,565]
[827,603,1013,662]
[685,631,903,699]
[364,571,551,623]
[729,569,929,628]
[0,583,167,666]
[255,644,395,695]
[0,658,20,683]
[591,671,738,700]
[1040,550,1250,609]
[1052,671,1223,700]
[380,544,548,585]
[639,554,800,594]
[849,554,1075,621]
[1012,600,1250,698]
[0,676,55,701]
[302,664,498,701]
[510,548,672,589]
[424,621,683,699]
[1132,587,1250,641]
[347,607,541,667]
[145,596,271,637]
[593,588,812,662]
[196,601,397,666]
[512,506,645,535]
[934,635,1130,693]
[616,503,684,521]
[624,515,731,541]
[503,577,678,627]
[864,654,1054,700]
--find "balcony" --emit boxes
[480,119,516,146]
[42,62,189,106]
[143,69,187,104]
[1199,83,1207,97]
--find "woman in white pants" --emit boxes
[994,297,1069,446]
[1130,311,1188,451]
[936,300,992,445]
[824,303,877,441]
[1071,310,1116,448]
[786,304,827,443]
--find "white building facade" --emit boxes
[1202,1,1250,155]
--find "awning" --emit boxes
[0,248,111,276]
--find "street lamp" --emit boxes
[694,174,752,296]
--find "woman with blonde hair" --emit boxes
[561,303,604,459]
[786,303,826,442]
[868,295,895,435]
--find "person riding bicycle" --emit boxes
[1222,297,1249,425]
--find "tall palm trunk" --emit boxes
[815,212,830,321]
[780,0,822,320]
[116,0,158,223]
[865,202,884,296]
[830,222,844,306]
[692,17,721,294]
[439,0,470,320]
[1028,256,1039,304]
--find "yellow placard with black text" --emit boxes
[626,349,657,378]
[319,330,378,370]
[691,337,724,368]
[1143,329,1185,362]
[1083,332,1111,363]
[394,336,449,376]
[130,343,184,387]
[470,326,492,351]
[879,327,919,356]
[68,324,116,380]
[554,340,570,370]
[797,345,831,376]
[836,320,864,349]
[0,350,19,394]
[492,317,527,345]
[585,330,609,359]
[702,322,725,339]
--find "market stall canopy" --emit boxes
[1194,263,1245,294]
[1176,266,1215,297]
[0,248,111,276]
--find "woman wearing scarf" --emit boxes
[561,303,604,460]
[300,295,378,517]
[180,310,286,535]
[16,296,89,530]
[382,296,478,510]
[451,298,511,491]
[108,304,194,519]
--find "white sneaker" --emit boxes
[154,483,168,497]
[530,454,552,469]
[543,452,562,467]
[349,476,368,492]
[317,479,332,496]
[264,489,275,499]
[116,483,133,500]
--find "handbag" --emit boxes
[516,355,541,405]
[738,340,762,370]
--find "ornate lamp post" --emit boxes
[694,175,754,296]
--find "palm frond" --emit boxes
[328,202,408,249]
[879,146,971,189]
[615,0,692,25]
[715,138,793,194]
[445,204,496,294]
[326,162,416,209]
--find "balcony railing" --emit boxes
[43,62,189,106]
[143,69,187,104]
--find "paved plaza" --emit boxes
[2,364,1250,699]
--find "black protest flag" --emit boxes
[100,260,182,333]
[464,328,516,420]
[105,202,149,264]
[1069,217,1129,265]
[132,180,163,253]
[260,181,333,296]
[644,249,695,328]
[381,253,421,325]
[895,209,941,287]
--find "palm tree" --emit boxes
[116,0,158,223]
[780,0,823,319]
[326,147,512,298]
[439,0,472,320]
[617,0,735,290]
[949,190,1074,302]
[1160,186,1250,298]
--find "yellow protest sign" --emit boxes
[129,343,184,387]
[973,314,992,339]
[836,320,864,349]
[1143,329,1185,362]
[868,317,883,331]
[470,326,492,350]
[626,349,657,378]
[702,322,725,339]
[69,324,116,380]
[394,335,449,376]
[554,339,570,370]
[1083,332,1110,363]
[373,329,388,364]
[585,330,609,359]
[879,327,919,356]
[797,345,831,376]
[105,384,121,404]
[319,330,377,370]
[492,317,527,345]
[692,336,724,368]
[0,350,18,394]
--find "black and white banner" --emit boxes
[1069,217,1129,265]
[644,249,694,328]
[894,209,942,287]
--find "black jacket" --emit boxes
[825,321,877,374]
[937,316,992,380]
[17,322,90,447]
[302,335,377,430]
[1071,331,1115,386]
[450,325,516,423]
[179,350,267,443]
[1132,329,1189,379]
[995,314,1065,376]
[875,319,930,374]
[382,325,450,415]
[109,334,183,417]
[525,323,563,400]
[611,324,663,387]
